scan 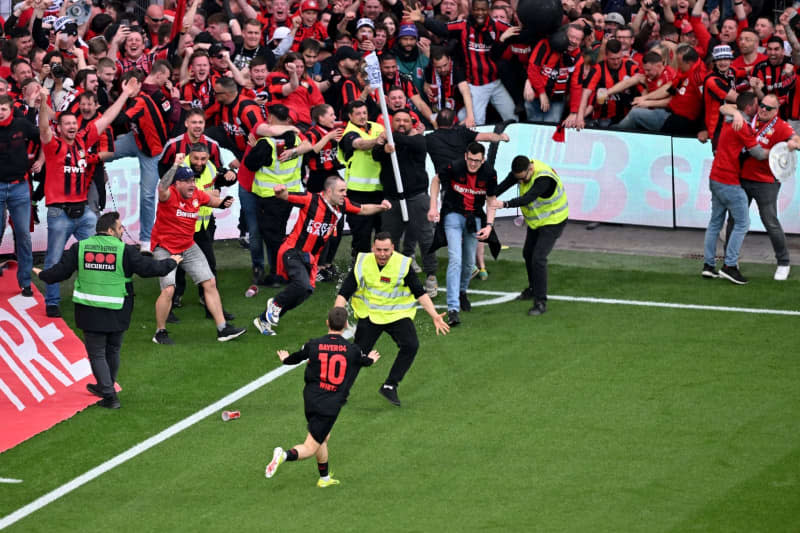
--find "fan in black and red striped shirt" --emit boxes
[206,76,266,160]
[76,92,114,212]
[253,176,390,335]
[421,0,517,125]
[159,108,223,176]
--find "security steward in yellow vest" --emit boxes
[336,100,386,260]
[334,233,449,407]
[173,144,237,321]
[242,104,310,285]
[494,156,569,317]
[37,212,179,408]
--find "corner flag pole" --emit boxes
[364,52,408,222]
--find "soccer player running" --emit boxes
[265,307,380,487]
[253,176,391,335]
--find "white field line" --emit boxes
[0,363,301,531]
[3,290,797,529]
[0,479,22,484]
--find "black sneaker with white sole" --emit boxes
[217,324,246,341]
[701,264,719,278]
[379,384,401,406]
[447,309,461,327]
[719,265,748,285]
[153,329,174,345]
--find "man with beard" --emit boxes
[180,50,219,110]
[732,28,766,78]
[392,24,427,93]
[151,162,245,345]
[576,39,640,127]
[379,52,434,127]
[253,176,391,336]
[371,110,438,298]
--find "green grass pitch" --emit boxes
[1,240,799,532]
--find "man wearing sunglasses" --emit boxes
[144,5,167,48]
[737,93,800,281]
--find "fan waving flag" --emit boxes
[171,0,187,40]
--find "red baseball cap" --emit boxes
[301,0,320,12]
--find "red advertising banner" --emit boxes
[0,262,98,453]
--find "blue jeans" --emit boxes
[525,98,565,124]
[444,212,479,311]
[111,133,159,244]
[704,180,750,267]
[0,182,33,289]
[238,184,264,269]
[44,206,97,306]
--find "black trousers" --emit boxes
[256,196,292,275]
[176,217,217,300]
[523,220,566,304]
[83,330,125,398]
[346,212,382,261]
[273,248,313,316]
[354,317,419,387]
[319,215,344,266]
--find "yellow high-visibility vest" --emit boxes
[336,121,383,192]
[520,159,569,230]
[252,137,303,198]
[351,251,416,324]
[181,155,217,232]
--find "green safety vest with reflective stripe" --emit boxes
[73,235,129,310]
[351,251,416,324]
[181,156,217,232]
[520,160,569,230]
[336,121,383,192]
[252,137,303,198]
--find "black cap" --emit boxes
[334,46,361,62]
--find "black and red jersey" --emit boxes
[304,124,343,191]
[291,23,328,52]
[703,69,735,147]
[276,192,361,285]
[124,92,170,157]
[527,39,581,100]
[42,126,100,205]
[584,59,640,123]
[446,16,511,86]
[424,60,467,113]
[180,75,220,110]
[382,71,419,98]
[207,93,266,158]
[76,112,113,173]
[438,159,497,216]
[159,133,222,175]
[57,87,85,116]
[752,59,795,109]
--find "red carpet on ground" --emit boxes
[0,261,104,453]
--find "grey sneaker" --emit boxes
[411,259,422,274]
[425,275,438,298]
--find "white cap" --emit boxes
[270,26,292,43]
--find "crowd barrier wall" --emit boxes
[3,122,798,255]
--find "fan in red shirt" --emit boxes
[701,45,739,149]
[151,164,245,344]
[731,28,766,78]
[702,91,771,284]
[266,52,324,128]
[737,93,800,278]
[38,80,136,317]
[291,0,328,52]
[253,176,391,336]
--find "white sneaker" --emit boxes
[140,241,151,253]
[411,259,422,273]
[774,265,790,281]
[266,297,281,325]
[265,447,285,478]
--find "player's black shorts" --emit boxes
[305,408,338,444]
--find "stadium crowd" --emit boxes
[0,0,795,322]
